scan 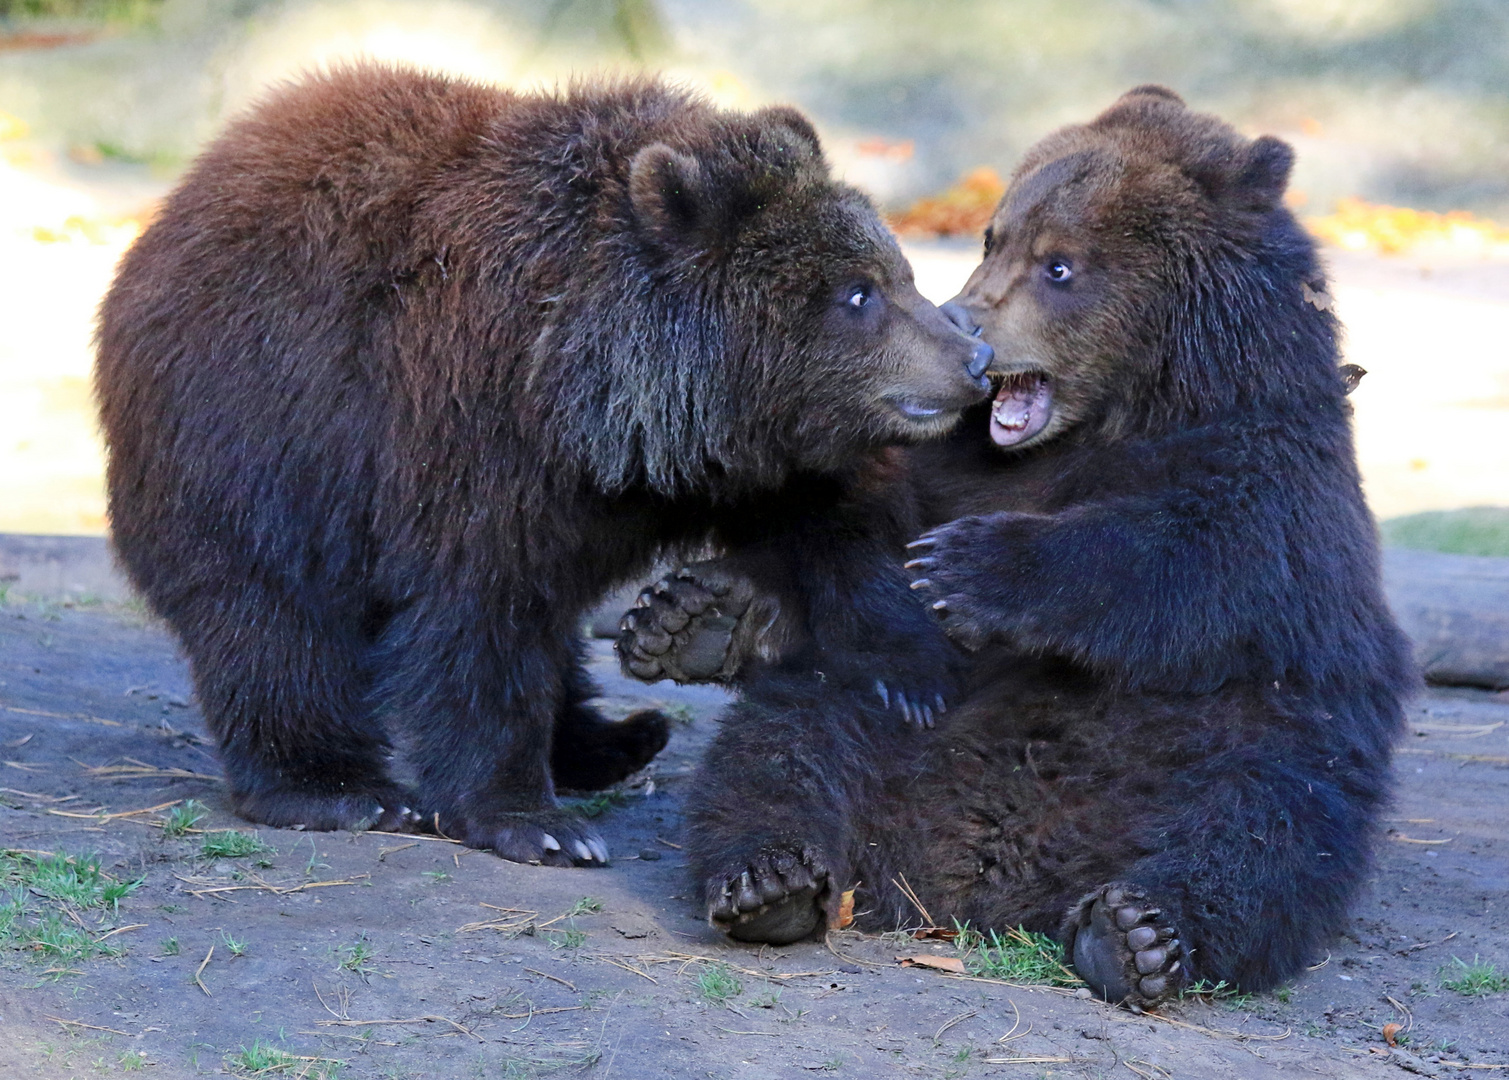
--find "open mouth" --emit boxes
[989,371,1053,447]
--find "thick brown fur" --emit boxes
[635,87,1415,1003]
[95,65,988,866]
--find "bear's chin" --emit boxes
[989,371,1053,447]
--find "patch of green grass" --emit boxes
[1381,507,1509,558]
[544,927,587,950]
[1180,979,1255,1008]
[749,989,782,1009]
[160,936,180,956]
[695,961,743,1004]
[0,851,143,970]
[336,935,376,977]
[953,922,1082,987]
[498,1049,602,1078]
[1273,983,1293,1004]
[663,703,697,726]
[200,831,275,860]
[1,899,123,965]
[1440,955,1509,996]
[419,870,451,886]
[566,791,630,819]
[118,1049,147,1071]
[161,799,208,838]
[1,850,143,912]
[562,896,603,918]
[220,931,248,958]
[226,1039,342,1078]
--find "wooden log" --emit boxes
[1383,547,1509,689]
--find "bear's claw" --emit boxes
[1067,883,1186,1010]
[230,782,424,835]
[435,809,610,868]
[707,846,828,945]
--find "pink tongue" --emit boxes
[989,374,1052,447]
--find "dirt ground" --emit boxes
[1,598,1508,1079]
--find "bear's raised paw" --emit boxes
[1067,883,1187,1010]
[616,565,756,684]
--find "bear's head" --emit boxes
[587,99,991,495]
[951,85,1339,451]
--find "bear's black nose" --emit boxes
[967,339,994,379]
[940,301,978,336]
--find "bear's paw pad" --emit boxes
[708,847,827,945]
[1069,883,1186,1010]
[616,566,752,684]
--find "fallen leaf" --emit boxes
[830,888,856,930]
[1383,1022,1402,1047]
[911,926,959,942]
[897,955,966,974]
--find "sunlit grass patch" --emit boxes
[1381,507,1509,558]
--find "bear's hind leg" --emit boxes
[687,681,889,944]
[551,645,669,791]
[175,577,417,833]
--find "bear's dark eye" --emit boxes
[982,226,995,257]
[1044,259,1073,284]
[846,284,872,310]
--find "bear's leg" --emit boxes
[1060,735,1388,1007]
[551,643,670,791]
[175,578,418,833]
[686,682,887,944]
[383,609,608,867]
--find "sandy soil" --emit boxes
[1,600,1506,1079]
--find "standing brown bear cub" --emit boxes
[96,65,989,866]
[628,87,1412,1006]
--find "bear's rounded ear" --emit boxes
[1117,84,1185,108]
[1236,135,1294,207]
[629,142,710,242]
[751,104,823,159]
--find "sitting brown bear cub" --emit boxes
[621,87,1413,1007]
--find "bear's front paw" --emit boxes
[231,782,425,834]
[1066,883,1187,1011]
[615,565,756,684]
[434,809,609,868]
[870,677,949,729]
[904,518,1002,652]
[707,846,829,945]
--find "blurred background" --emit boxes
[1,0,1506,553]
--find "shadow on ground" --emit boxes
[1,600,1507,1078]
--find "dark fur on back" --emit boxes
[96,65,984,862]
[682,87,1414,997]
